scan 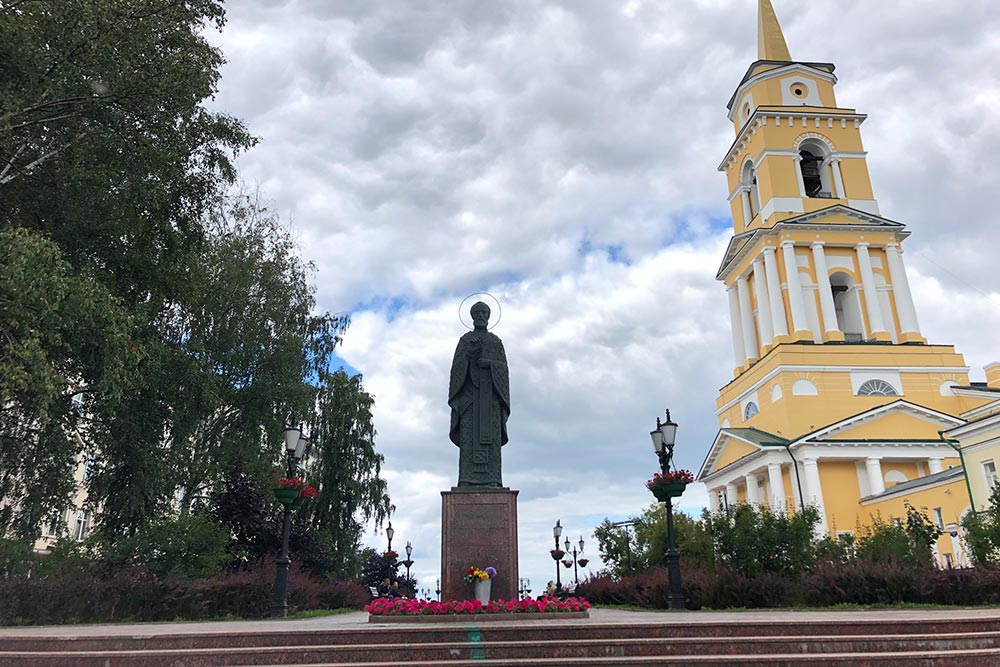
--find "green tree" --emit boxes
[307,369,392,578]
[961,485,1000,565]
[705,503,821,576]
[125,514,231,579]
[0,228,133,538]
[595,505,716,576]
[854,504,939,567]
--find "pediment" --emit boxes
[698,428,787,480]
[792,400,964,446]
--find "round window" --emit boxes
[791,83,807,98]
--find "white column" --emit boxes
[740,189,752,227]
[793,155,806,197]
[727,286,746,367]
[708,489,722,513]
[745,473,760,505]
[811,242,840,335]
[725,482,740,508]
[884,244,921,336]
[801,458,828,535]
[767,462,785,510]
[928,457,944,475]
[866,457,885,495]
[737,276,759,361]
[752,259,774,347]
[830,158,845,199]
[781,242,811,335]
[856,243,888,335]
[762,247,789,338]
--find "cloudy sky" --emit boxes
[207,0,1000,592]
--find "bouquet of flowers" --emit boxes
[463,566,497,584]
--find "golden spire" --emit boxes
[757,0,791,61]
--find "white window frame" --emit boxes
[932,508,944,531]
[984,460,998,490]
[73,510,89,541]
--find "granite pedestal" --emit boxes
[441,488,518,602]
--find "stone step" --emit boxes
[7,618,1000,652]
[3,633,1000,667]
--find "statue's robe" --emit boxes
[448,329,510,487]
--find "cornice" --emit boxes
[720,110,868,172]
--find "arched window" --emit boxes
[744,402,759,420]
[798,138,834,198]
[830,271,864,341]
[741,161,760,220]
[857,379,899,396]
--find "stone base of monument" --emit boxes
[441,488,518,602]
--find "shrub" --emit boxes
[0,560,369,625]
[127,514,232,579]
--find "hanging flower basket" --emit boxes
[646,470,694,501]
[550,549,566,561]
[578,558,589,568]
[561,559,573,569]
[274,487,299,504]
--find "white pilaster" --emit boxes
[745,473,761,505]
[801,458,828,535]
[793,155,806,197]
[767,462,785,510]
[885,244,921,336]
[928,457,944,475]
[725,482,740,509]
[762,247,789,338]
[752,259,774,347]
[831,158,845,199]
[950,526,967,567]
[865,457,885,495]
[781,242,811,336]
[811,242,840,335]
[856,243,888,335]
[740,189,752,227]
[737,275,759,361]
[727,286,746,367]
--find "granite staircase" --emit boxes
[4,615,1000,666]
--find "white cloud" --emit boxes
[207,0,1000,590]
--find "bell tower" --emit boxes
[705,0,988,464]
[698,0,996,544]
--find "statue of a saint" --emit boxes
[448,301,510,488]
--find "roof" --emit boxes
[724,428,790,447]
[953,384,1000,394]
[859,467,965,503]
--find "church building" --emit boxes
[696,0,1000,566]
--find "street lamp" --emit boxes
[562,536,589,588]
[386,520,394,552]
[519,577,532,599]
[435,578,441,602]
[552,519,564,593]
[650,409,685,610]
[272,422,308,618]
[402,540,414,582]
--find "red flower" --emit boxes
[298,485,318,499]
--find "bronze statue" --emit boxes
[448,301,510,487]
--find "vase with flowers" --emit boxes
[463,566,497,602]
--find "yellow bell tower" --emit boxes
[698,1,995,547]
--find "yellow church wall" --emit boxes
[818,460,864,536]
[839,160,875,200]
[956,422,1000,511]
[859,478,970,563]
[714,439,761,471]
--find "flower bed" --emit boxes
[366,595,591,617]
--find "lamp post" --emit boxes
[386,521,394,552]
[518,577,532,599]
[552,520,563,593]
[563,536,588,588]
[272,423,308,618]
[612,520,635,574]
[435,578,441,602]
[402,540,414,581]
[650,409,685,610]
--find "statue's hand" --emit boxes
[477,359,492,368]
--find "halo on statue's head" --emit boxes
[459,292,502,330]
